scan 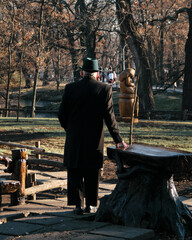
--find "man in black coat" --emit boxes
[58,57,127,215]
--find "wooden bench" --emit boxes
[96,144,192,239]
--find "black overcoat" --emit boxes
[58,76,122,169]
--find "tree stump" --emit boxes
[95,145,192,239]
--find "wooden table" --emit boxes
[95,144,192,239]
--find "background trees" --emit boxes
[0,0,191,115]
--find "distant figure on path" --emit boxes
[58,57,127,215]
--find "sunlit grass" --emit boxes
[0,116,191,158]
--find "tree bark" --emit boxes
[116,0,155,111]
[96,170,192,239]
[182,7,192,111]
[66,28,80,82]
[31,0,45,118]
[5,1,15,117]
[5,44,12,117]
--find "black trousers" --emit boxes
[67,168,100,207]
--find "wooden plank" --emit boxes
[27,159,64,168]
[31,151,64,158]
[25,180,66,196]
[0,141,45,152]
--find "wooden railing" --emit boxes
[0,141,65,207]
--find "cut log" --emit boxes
[95,145,192,239]
[25,180,66,196]
[107,145,192,173]
[0,180,20,194]
[95,168,192,239]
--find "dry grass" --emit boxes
[0,118,191,157]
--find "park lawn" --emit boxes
[0,117,191,158]
[17,84,182,113]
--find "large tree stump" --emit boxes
[95,144,192,239]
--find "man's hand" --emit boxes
[116,140,128,150]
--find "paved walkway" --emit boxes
[1,168,192,240]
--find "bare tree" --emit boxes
[4,1,16,117]
[31,0,45,118]
[182,4,192,111]
[116,0,155,111]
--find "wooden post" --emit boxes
[35,141,41,159]
[129,71,140,145]
[26,173,36,200]
[11,149,27,205]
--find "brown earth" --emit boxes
[1,150,192,240]
[101,160,192,198]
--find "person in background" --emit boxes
[108,71,114,84]
[58,57,128,215]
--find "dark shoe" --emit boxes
[84,206,91,213]
[73,207,83,215]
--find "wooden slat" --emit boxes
[25,180,66,196]
[27,159,64,168]
[31,151,63,158]
[0,141,45,152]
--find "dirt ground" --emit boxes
[29,156,192,199]
[101,160,192,198]
[1,156,192,240]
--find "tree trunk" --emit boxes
[56,48,61,91]
[95,170,192,239]
[5,44,12,117]
[182,7,192,111]
[5,1,15,117]
[17,6,25,122]
[43,57,51,86]
[96,145,192,239]
[76,0,98,58]
[85,20,96,58]
[17,56,23,121]
[31,65,39,118]
[66,29,80,82]
[116,0,155,111]
[159,23,164,84]
[31,0,45,118]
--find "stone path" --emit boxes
[0,168,192,240]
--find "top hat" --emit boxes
[80,57,99,72]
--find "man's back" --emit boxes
[58,75,122,168]
[64,76,110,128]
